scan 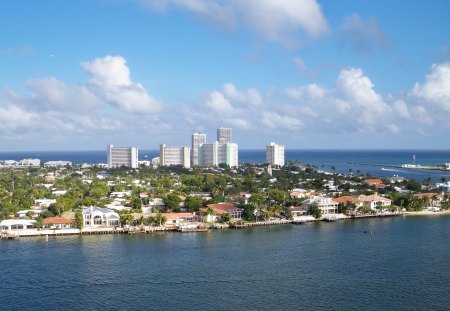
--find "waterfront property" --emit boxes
[0,219,36,232]
[42,217,75,229]
[301,196,339,214]
[201,203,243,222]
[82,207,120,227]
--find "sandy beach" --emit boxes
[404,210,450,216]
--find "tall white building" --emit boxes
[107,145,138,169]
[199,141,238,167]
[160,144,191,168]
[191,132,206,166]
[217,127,232,143]
[266,142,285,167]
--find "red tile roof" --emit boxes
[42,217,74,225]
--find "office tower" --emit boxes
[107,145,139,169]
[199,141,238,167]
[217,127,232,143]
[160,144,191,168]
[266,142,285,167]
[191,132,206,166]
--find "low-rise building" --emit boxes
[301,196,339,214]
[200,203,243,222]
[42,217,75,229]
[82,207,120,227]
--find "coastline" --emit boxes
[403,210,450,216]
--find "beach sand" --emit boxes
[404,210,450,216]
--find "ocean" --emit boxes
[2,215,450,310]
[1,149,450,182]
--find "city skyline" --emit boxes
[1,1,450,151]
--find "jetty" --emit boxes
[230,219,291,228]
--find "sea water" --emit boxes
[1,215,449,310]
[1,149,450,182]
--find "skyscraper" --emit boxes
[191,132,206,166]
[160,144,191,168]
[217,127,232,143]
[107,145,139,169]
[199,141,238,167]
[266,142,285,167]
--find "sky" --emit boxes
[0,0,450,151]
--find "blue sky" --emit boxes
[0,0,449,150]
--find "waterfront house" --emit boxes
[82,207,120,227]
[301,196,339,214]
[42,217,75,229]
[358,194,392,210]
[0,219,36,232]
[200,203,243,222]
[414,193,442,208]
[162,213,197,228]
[290,206,309,218]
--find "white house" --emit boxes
[0,219,36,232]
[82,207,120,227]
[358,194,392,210]
[301,196,339,214]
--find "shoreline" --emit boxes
[403,210,450,216]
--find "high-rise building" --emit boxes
[199,141,238,167]
[160,144,191,168]
[217,127,232,143]
[191,132,206,166]
[266,142,285,167]
[107,145,139,169]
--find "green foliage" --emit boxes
[75,211,83,228]
[164,193,181,211]
[243,204,256,221]
[120,212,134,226]
[220,212,231,223]
[184,196,204,212]
[308,203,322,219]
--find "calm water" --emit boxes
[2,216,450,310]
[1,149,450,181]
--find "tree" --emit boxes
[75,211,83,229]
[120,212,134,227]
[308,202,322,219]
[243,204,256,221]
[154,211,166,227]
[184,196,204,212]
[164,193,181,211]
[220,212,231,223]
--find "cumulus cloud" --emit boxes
[261,111,302,131]
[81,55,163,114]
[411,62,450,110]
[339,14,390,53]
[140,0,329,46]
[0,105,38,132]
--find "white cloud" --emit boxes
[223,83,262,106]
[286,83,326,101]
[26,77,102,110]
[140,0,329,45]
[81,55,163,114]
[412,106,433,126]
[393,100,411,119]
[261,111,302,131]
[205,90,238,116]
[339,14,390,53]
[411,62,450,110]
[0,105,38,132]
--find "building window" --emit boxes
[94,216,102,225]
